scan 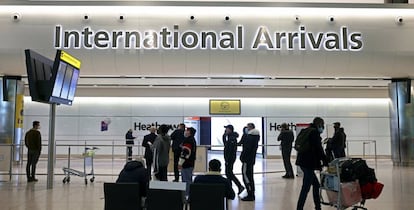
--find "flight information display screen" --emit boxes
[49,50,81,105]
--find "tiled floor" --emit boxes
[0,155,412,210]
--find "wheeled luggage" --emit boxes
[320,157,380,210]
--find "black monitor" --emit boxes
[49,50,81,105]
[24,49,81,106]
[25,49,55,103]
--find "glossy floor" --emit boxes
[0,157,412,210]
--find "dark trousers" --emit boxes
[333,148,346,159]
[281,146,294,176]
[155,166,168,181]
[297,167,321,210]
[242,162,255,197]
[225,159,243,190]
[126,141,134,160]
[26,150,40,180]
[173,150,181,181]
[145,157,153,180]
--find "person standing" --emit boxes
[152,124,171,181]
[223,124,244,195]
[194,159,236,200]
[125,129,136,160]
[178,127,197,196]
[339,127,347,157]
[142,126,157,180]
[240,123,260,201]
[171,123,186,182]
[296,117,328,210]
[25,121,42,182]
[277,123,295,179]
[330,122,346,160]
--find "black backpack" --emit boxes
[340,158,377,185]
[294,127,314,153]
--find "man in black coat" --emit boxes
[170,123,185,182]
[116,159,149,197]
[277,123,295,178]
[240,123,260,201]
[223,124,244,195]
[125,129,136,160]
[296,117,328,210]
[142,126,157,179]
[326,122,346,161]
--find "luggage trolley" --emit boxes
[320,157,367,210]
[62,146,99,185]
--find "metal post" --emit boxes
[374,140,377,164]
[9,145,13,181]
[47,103,56,189]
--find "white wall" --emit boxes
[23,97,390,157]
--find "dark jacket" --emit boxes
[125,131,135,144]
[193,172,236,200]
[180,136,197,168]
[142,133,157,161]
[277,130,294,148]
[171,129,185,152]
[295,124,328,171]
[25,129,42,152]
[330,129,345,150]
[223,132,239,163]
[240,129,260,164]
[116,160,149,196]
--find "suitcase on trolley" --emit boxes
[326,181,362,208]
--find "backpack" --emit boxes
[340,158,377,185]
[294,127,314,153]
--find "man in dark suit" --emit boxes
[142,126,157,179]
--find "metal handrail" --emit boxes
[346,140,377,163]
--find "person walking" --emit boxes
[125,129,136,160]
[277,123,295,179]
[152,124,171,181]
[178,127,197,196]
[240,123,260,201]
[223,124,244,195]
[25,121,42,182]
[171,123,186,182]
[142,126,157,180]
[296,117,328,210]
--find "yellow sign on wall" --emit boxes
[209,100,241,115]
[14,94,24,128]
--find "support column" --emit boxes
[389,79,414,166]
[47,104,56,189]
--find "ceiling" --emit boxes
[0,2,413,90]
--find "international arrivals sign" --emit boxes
[54,25,363,51]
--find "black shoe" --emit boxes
[238,186,245,195]
[241,196,255,201]
[27,178,33,183]
[32,178,38,182]
[173,179,179,182]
